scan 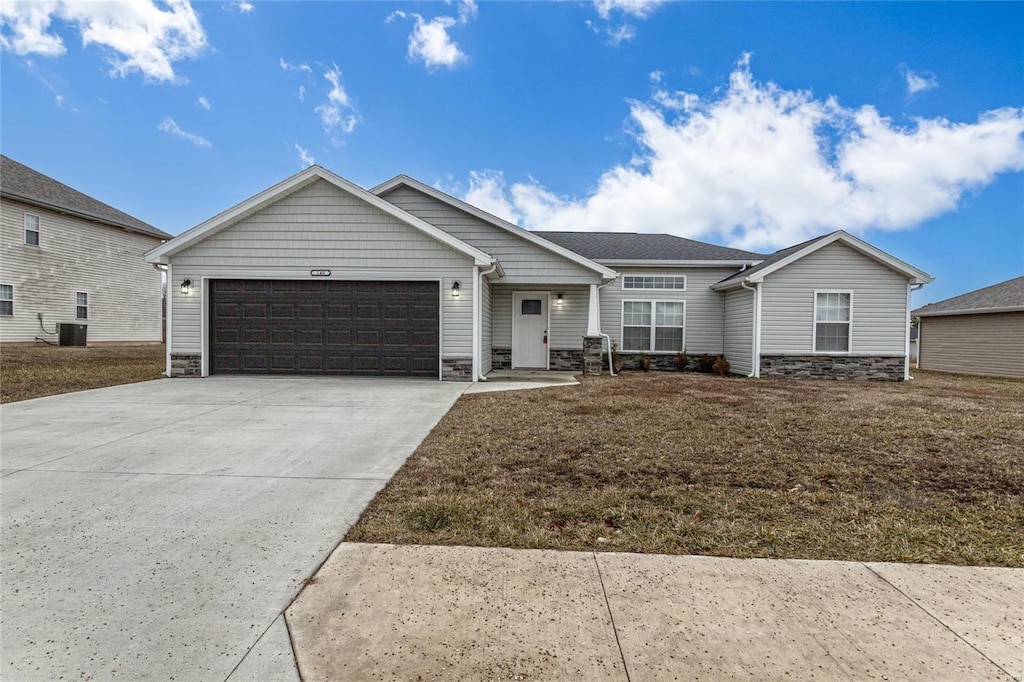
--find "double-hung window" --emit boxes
[814,291,852,352]
[25,214,40,246]
[622,301,685,352]
[0,284,12,316]
[76,292,89,320]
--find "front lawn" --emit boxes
[0,344,166,403]
[347,371,1024,567]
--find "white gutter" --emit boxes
[475,262,499,381]
[906,282,925,380]
[741,280,761,378]
[596,277,619,376]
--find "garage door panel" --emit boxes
[210,280,438,377]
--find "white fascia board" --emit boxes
[371,175,617,280]
[146,166,495,267]
[744,231,934,285]
[710,277,749,292]
[914,306,1024,318]
[597,259,763,267]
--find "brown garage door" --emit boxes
[209,280,439,377]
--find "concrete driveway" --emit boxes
[1,376,465,680]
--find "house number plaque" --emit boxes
[310,270,331,276]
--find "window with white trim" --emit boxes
[25,213,40,246]
[623,275,686,290]
[814,291,851,352]
[0,284,12,316]
[622,300,685,352]
[76,292,88,320]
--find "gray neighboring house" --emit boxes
[913,276,1024,378]
[0,155,171,344]
[146,165,932,381]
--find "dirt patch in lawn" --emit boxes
[1,344,166,403]
[348,371,1024,567]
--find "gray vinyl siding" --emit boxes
[491,284,590,350]
[759,242,908,355]
[723,288,755,375]
[481,276,493,374]
[380,186,601,285]
[0,197,164,343]
[599,267,740,354]
[169,179,474,358]
[918,312,1024,378]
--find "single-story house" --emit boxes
[0,155,171,344]
[913,276,1023,378]
[145,165,932,381]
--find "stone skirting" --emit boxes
[760,355,905,381]
[613,353,683,372]
[549,348,585,371]
[583,337,603,376]
[491,348,512,370]
[442,357,474,382]
[170,353,201,377]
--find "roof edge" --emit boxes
[3,190,170,240]
[914,305,1024,318]
[371,175,617,279]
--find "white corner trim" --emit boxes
[370,175,617,279]
[472,265,480,383]
[165,262,173,377]
[904,283,912,381]
[146,166,495,267]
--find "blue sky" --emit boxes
[1,0,1021,306]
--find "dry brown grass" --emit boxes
[347,370,1024,566]
[0,344,165,403]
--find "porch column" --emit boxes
[586,283,601,336]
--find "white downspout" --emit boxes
[165,262,173,377]
[741,280,761,378]
[906,282,924,380]
[475,262,498,382]
[595,277,619,376]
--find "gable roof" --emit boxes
[537,231,765,264]
[712,230,933,290]
[371,175,617,279]
[913,276,1024,317]
[1,155,169,240]
[146,166,496,266]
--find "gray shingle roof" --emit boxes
[716,232,833,284]
[534,231,765,262]
[1,155,169,239]
[912,276,1024,316]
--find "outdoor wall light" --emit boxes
[180,279,192,295]
[556,292,564,306]
[451,281,461,298]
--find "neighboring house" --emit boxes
[0,156,171,344]
[909,325,919,366]
[912,276,1024,378]
[146,166,932,381]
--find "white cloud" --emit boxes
[298,84,305,101]
[606,24,636,46]
[595,0,666,20]
[464,56,1024,251]
[463,171,521,224]
[0,0,207,83]
[279,57,311,73]
[901,64,939,95]
[158,116,211,147]
[387,0,475,70]
[314,64,359,139]
[295,143,315,168]
[223,1,254,13]
[196,95,211,110]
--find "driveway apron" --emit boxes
[0,376,465,680]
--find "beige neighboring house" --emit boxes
[913,276,1024,378]
[0,155,171,344]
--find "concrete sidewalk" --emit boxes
[287,543,1023,681]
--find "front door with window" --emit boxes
[512,292,548,368]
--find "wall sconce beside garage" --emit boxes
[556,292,564,307]
[451,280,461,298]
[180,279,192,295]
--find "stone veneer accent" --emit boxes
[170,353,201,377]
[760,355,905,381]
[491,348,512,370]
[441,357,474,381]
[613,353,682,372]
[583,336,603,376]
[549,349,584,371]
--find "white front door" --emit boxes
[512,292,548,369]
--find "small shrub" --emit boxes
[674,352,689,372]
[696,353,715,373]
[405,500,461,532]
[636,353,651,372]
[712,355,731,376]
[611,341,623,374]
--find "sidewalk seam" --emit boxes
[862,563,1019,681]
[593,553,632,682]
